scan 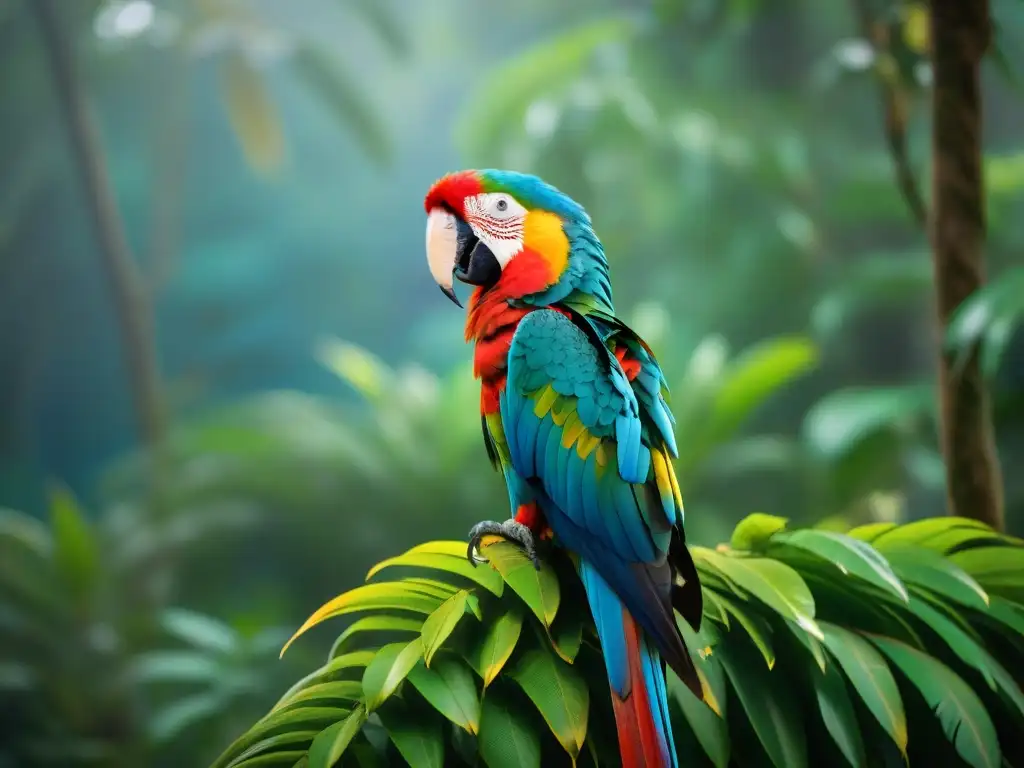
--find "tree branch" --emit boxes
[850,0,928,228]
[32,0,167,451]
[929,0,1004,530]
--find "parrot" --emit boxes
[423,169,703,768]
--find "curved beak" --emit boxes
[425,208,463,307]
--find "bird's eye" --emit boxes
[496,198,508,212]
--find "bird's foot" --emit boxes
[467,519,541,571]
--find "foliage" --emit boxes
[213,516,1024,768]
[0,494,312,768]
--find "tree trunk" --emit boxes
[32,0,167,452]
[928,0,1004,530]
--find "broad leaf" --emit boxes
[811,658,866,768]
[378,696,445,768]
[508,635,589,759]
[819,623,907,756]
[480,540,560,627]
[407,656,481,735]
[871,637,1001,768]
[465,604,524,687]
[477,682,542,768]
[774,529,908,602]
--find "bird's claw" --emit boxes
[467,519,542,571]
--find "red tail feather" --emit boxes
[610,608,671,768]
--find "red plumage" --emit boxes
[612,609,672,768]
[423,171,483,215]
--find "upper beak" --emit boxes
[425,208,463,307]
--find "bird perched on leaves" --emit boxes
[423,169,703,768]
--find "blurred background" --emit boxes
[1,0,1023,765]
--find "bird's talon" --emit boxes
[466,518,541,568]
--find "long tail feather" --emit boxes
[579,560,678,768]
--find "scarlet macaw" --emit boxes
[423,170,702,767]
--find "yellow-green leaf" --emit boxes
[281,584,442,657]
[421,590,473,667]
[307,705,366,768]
[730,512,788,552]
[367,546,504,597]
[480,540,560,627]
[362,641,424,711]
[219,51,284,174]
[465,605,524,687]
[330,616,422,657]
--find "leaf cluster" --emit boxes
[213,516,1024,767]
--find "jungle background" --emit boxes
[1,0,1023,766]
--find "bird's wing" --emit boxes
[499,308,694,677]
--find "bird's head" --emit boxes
[423,169,606,309]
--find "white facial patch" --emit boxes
[463,192,528,268]
[425,208,458,288]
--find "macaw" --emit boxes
[423,169,703,768]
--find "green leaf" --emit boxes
[882,548,989,611]
[905,596,996,684]
[812,659,867,768]
[950,546,1024,585]
[819,623,907,756]
[698,550,821,639]
[803,385,933,462]
[307,705,366,768]
[718,638,807,768]
[547,596,585,664]
[282,584,443,656]
[846,522,898,543]
[273,682,363,712]
[708,336,818,442]
[477,682,542,768]
[774,529,909,602]
[367,545,505,597]
[455,17,637,160]
[149,691,226,742]
[48,485,99,601]
[946,267,1024,376]
[407,656,481,735]
[714,592,775,667]
[212,708,351,768]
[160,608,238,654]
[361,641,424,711]
[508,637,589,759]
[870,637,1001,768]
[218,51,284,173]
[224,732,319,768]
[730,512,788,552]
[465,605,524,687]
[378,696,445,768]
[871,517,993,551]
[668,667,729,768]
[289,45,389,165]
[330,616,423,656]
[480,540,560,627]
[421,590,473,667]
